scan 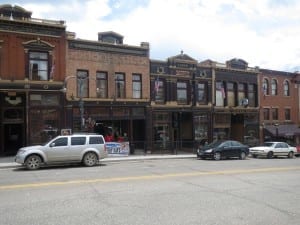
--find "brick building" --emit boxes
[200,58,260,147]
[1,4,299,157]
[148,52,213,153]
[260,69,300,145]
[64,31,150,150]
[0,4,66,155]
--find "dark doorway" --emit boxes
[231,114,244,142]
[132,119,145,149]
[4,124,23,155]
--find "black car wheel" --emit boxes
[239,151,246,160]
[214,152,221,160]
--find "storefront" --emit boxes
[64,104,147,152]
[148,109,211,154]
[213,108,259,145]
[0,82,64,156]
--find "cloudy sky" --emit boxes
[5,0,300,72]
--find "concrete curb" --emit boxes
[0,154,197,169]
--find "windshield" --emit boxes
[263,142,275,147]
[207,140,224,148]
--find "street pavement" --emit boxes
[0,153,196,169]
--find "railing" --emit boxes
[129,140,198,155]
[1,15,65,26]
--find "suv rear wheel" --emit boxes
[83,152,98,167]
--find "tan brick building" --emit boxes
[64,31,150,150]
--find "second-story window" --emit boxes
[263,78,269,95]
[216,81,225,107]
[76,70,88,98]
[132,74,142,99]
[248,84,256,107]
[197,82,207,104]
[177,81,187,104]
[115,73,125,98]
[227,82,235,107]
[155,79,164,103]
[238,83,246,106]
[29,51,49,80]
[96,72,107,98]
[284,80,290,96]
[271,79,277,96]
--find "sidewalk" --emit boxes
[0,153,196,169]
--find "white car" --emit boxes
[15,134,107,170]
[250,142,296,159]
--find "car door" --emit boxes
[277,142,289,156]
[45,137,70,162]
[70,136,87,161]
[230,141,243,157]
[221,141,234,158]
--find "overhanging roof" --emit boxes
[264,124,300,137]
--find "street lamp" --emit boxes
[63,75,98,131]
[274,123,279,141]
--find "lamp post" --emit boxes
[63,75,98,132]
[274,123,279,141]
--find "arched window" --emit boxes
[271,79,277,96]
[262,78,269,95]
[283,80,290,96]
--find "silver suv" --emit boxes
[15,134,107,170]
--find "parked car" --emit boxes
[15,134,107,170]
[296,145,300,157]
[196,140,249,160]
[249,141,296,159]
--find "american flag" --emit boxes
[50,59,55,79]
[221,86,226,99]
[154,78,160,93]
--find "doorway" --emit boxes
[4,124,24,155]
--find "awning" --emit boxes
[264,124,300,137]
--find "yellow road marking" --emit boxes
[0,166,299,190]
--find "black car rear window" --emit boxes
[89,136,104,144]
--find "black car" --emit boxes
[197,140,249,160]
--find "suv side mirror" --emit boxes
[50,142,56,147]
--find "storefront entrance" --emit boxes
[0,92,26,156]
[3,123,24,155]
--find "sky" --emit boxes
[3,0,300,72]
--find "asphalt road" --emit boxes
[0,157,299,225]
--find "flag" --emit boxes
[221,86,226,99]
[50,58,55,79]
[154,77,160,93]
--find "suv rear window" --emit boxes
[89,136,104,144]
[71,137,86,145]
